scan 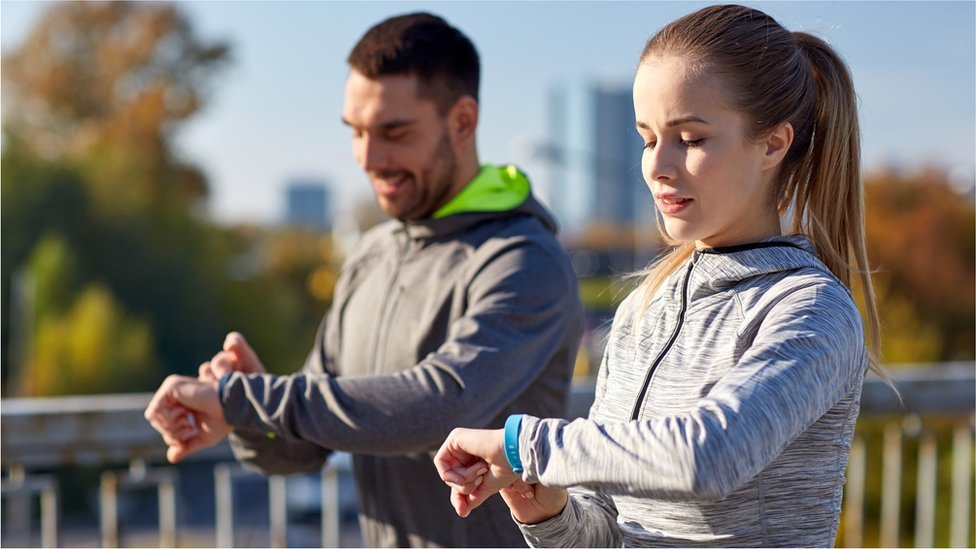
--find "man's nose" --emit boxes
[356,135,388,171]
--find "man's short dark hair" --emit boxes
[347,12,480,113]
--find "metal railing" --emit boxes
[2,362,974,547]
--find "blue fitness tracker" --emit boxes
[504,414,525,474]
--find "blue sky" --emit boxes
[3,1,974,225]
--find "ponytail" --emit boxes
[788,32,884,375]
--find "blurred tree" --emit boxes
[2,1,228,210]
[215,227,342,376]
[1,1,232,395]
[864,168,975,363]
[11,232,156,396]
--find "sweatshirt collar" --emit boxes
[432,164,530,219]
[400,164,556,241]
[689,235,839,294]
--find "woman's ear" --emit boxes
[762,122,794,170]
[448,95,479,145]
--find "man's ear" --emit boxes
[762,122,794,171]
[448,95,479,145]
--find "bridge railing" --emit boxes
[2,362,973,547]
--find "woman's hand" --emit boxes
[435,428,520,517]
[501,481,569,525]
[435,427,568,523]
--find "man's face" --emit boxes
[342,71,460,221]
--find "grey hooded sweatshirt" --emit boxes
[516,237,867,547]
[218,180,583,547]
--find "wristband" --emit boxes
[504,414,525,474]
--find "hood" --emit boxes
[690,235,844,297]
[402,164,559,240]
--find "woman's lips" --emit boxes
[656,196,693,215]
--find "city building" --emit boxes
[284,180,331,231]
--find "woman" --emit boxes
[435,4,889,547]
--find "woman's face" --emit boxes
[633,55,784,248]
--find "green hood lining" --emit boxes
[432,164,530,219]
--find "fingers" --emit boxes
[145,375,223,429]
[439,456,487,486]
[208,351,237,378]
[500,483,570,525]
[145,375,188,424]
[434,428,479,480]
[158,421,199,447]
[507,479,536,500]
[199,362,217,382]
[224,332,266,374]
[166,435,206,464]
[450,483,496,518]
[447,461,488,495]
[451,487,469,517]
[147,372,229,466]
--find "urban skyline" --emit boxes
[2,1,974,226]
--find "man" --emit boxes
[144,12,583,548]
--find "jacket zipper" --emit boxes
[629,251,700,421]
[370,230,409,374]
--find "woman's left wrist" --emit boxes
[503,414,525,474]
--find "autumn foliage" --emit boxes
[864,169,975,363]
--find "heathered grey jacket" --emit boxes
[218,192,583,547]
[517,237,867,547]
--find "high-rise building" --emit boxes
[545,80,646,230]
[285,180,331,231]
[545,80,660,273]
[592,84,645,225]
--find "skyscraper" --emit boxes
[546,80,646,230]
[285,180,331,231]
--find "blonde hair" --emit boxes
[636,5,884,375]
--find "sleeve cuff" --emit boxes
[218,372,232,402]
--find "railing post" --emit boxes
[843,436,865,548]
[100,471,119,548]
[269,475,287,548]
[159,474,177,548]
[914,430,937,548]
[5,466,30,547]
[950,418,973,548]
[322,466,340,548]
[40,482,58,548]
[215,463,234,548]
[879,422,902,548]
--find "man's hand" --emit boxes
[199,332,267,381]
[144,375,231,463]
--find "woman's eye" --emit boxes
[680,138,705,148]
[643,141,656,150]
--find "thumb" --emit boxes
[166,436,208,463]
[454,482,496,518]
